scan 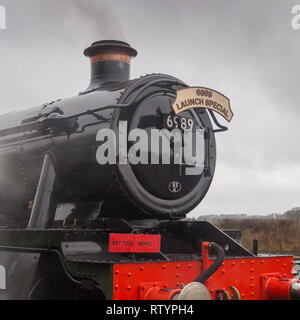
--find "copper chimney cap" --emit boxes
[84,40,138,58]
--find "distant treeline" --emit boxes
[196,208,300,254]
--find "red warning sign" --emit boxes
[108,233,161,253]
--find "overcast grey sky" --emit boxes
[0,0,299,217]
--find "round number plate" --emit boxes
[168,181,182,193]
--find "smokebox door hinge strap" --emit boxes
[204,128,211,177]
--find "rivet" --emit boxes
[127,285,131,290]
[261,260,264,264]
[140,266,144,271]
[283,263,287,267]
[188,264,192,269]
[251,284,255,288]
[276,259,279,263]
[128,272,132,277]
[251,292,254,296]
[251,276,254,280]
[241,261,245,266]
[251,261,255,265]
[176,264,180,269]
[241,293,245,297]
[231,262,235,266]
[115,270,119,275]
[153,283,157,287]
[176,273,180,278]
[162,265,166,269]
[222,269,226,274]
[251,268,254,273]
[115,285,119,290]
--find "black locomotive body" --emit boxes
[0,44,216,227]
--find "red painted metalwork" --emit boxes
[143,287,181,300]
[201,242,210,274]
[264,277,299,300]
[113,255,294,300]
[108,233,161,253]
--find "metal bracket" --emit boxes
[208,109,228,133]
[27,154,56,229]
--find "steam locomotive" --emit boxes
[0,40,298,300]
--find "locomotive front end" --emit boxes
[0,40,297,301]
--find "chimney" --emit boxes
[83,40,137,92]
